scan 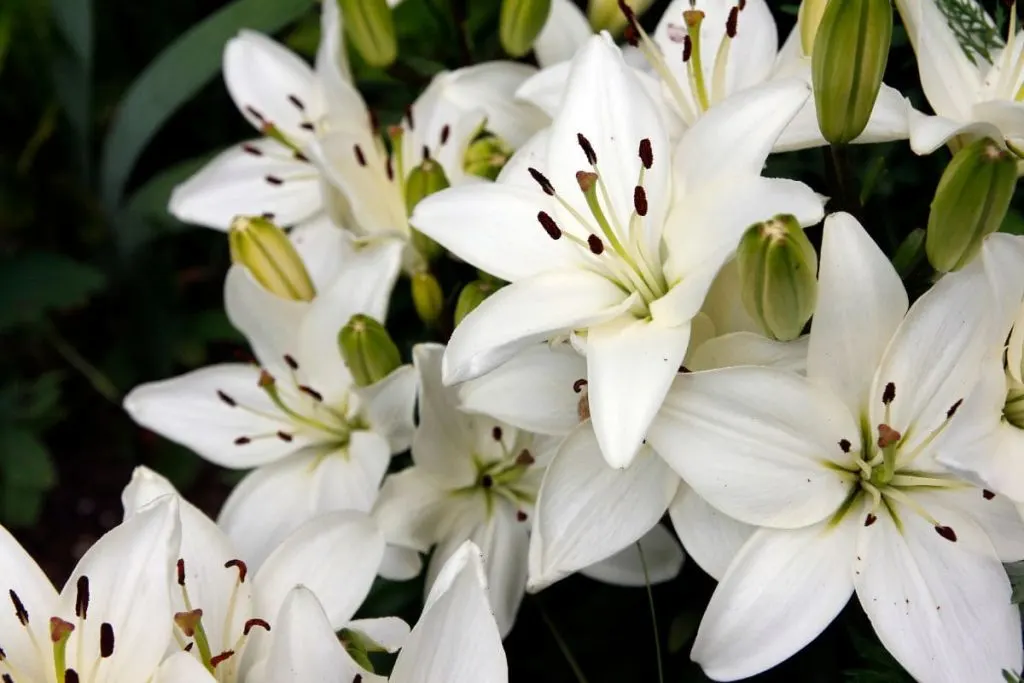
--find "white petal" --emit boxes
[412,343,479,484]
[773,83,911,152]
[224,30,317,142]
[515,63,571,118]
[807,212,907,417]
[648,367,859,528]
[0,524,58,682]
[692,514,859,681]
[254,510,385,628]
[62,496,181,683]
[907,109,996,155]
[578,523,684,586]
[926,487,1024,562]
[687,331,809,374]
[458,343,587,436]
[346,616,411,653]
[534,0,591,68]
[358,364,418,453]
[287,216,355,293]
[123,364,309,468]
[152,653,219,683]
[529,424,678,591]
[410,185,579,282]
[587,316,690,468]
[168,139,322,230]
[669,484,755,581]
[854,499,1022,682]
[699,257,760,335]
[443,269,632,384]
[373,467,451,552]
[390,542,508,683]
[472,500,530,637]
[223,264,308,373]
[911,0,985,122]
[980,233,1024,346]
[974,99,1024,142]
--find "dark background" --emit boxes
[0,0,998,679]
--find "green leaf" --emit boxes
[51,0,93,176]
[17,371,65,423]
[99,0,316,213]
[1001,208,1024,236]
[0,426,57,490]
[1,485,46,528]
[0,252,107,333]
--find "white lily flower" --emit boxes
[0,495,182,683]
[895,0,1024,164]
[412,33,824,469]
[647,212,1024,681]
[533,0,596,68]
[122,467,404,683]
[124,239,418,571]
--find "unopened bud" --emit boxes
[228,216,315,301]
[337,0,397,68]
[405,158,451,215]
[812,0,892,144]
[454,280,499,326]
[926,138,1017,272]
[338,314,402,387]
[500,0,553,57]
[736,215,818,342]
[411,271,444,326]
[798,0,830,56]
[339,628,387,673]
[464,134,514,181]
[588,0,655,34]
[1004,377,1024,430]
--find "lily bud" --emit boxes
[337,0,397,68]
[228,216,315,302]
[464,134,514,181]
[811,0,892,144]
[338,314,402,387]
[404,158,451,215]
[1004,379,1024,430]
[411,271,444,326]
[500,0,552,58]
[736,215,818,342]
[926,138,1017,273]
[798,0,830,56]
[454,280,499,326]
[588,0,655,34]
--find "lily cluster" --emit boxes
[25,0,1024,680]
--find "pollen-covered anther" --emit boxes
[726,6,739,37]
[682,35,693,62]
[876,424,901,449]
[838,438,852,453]
[176,558,186,586]
[174,610,203,638]
[537,211,562,240]
[9,590,28,625]
[74,576,90,620]
[287,94,305,111]
[264,175,283,186]
[100,622,115,658]
[572,378,588,393]
[864,513,877,526]
[516,510,529,522]
[481,474,494,489]
[587,235,605,255]
[528,167,556,195]
[276,431,294,442]
[225,558,249,582]
[210,650,236,668]
[639,139,653,169]
[440,124,451,145]
[241,144,263,156]
[284,354,299,370]
[983,489,996,500]
[65,670,80,683]
[492,426,503,441]
[634,186,648,216]
[354,145,367,167]
[299,385,324,402]
[50,617,75,643]
[217,390,237,407]
[243,618,271,635]
[947,398,964,419]
[577,133,597,164]
[422,145,431,162]
[882,381,896,405]
[234,437,251,446]
[934,525,957,542]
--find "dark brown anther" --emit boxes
[299,385,324,402]
[639,139,653,169]
[633,186,648,216]
[211,651,235,668]
[492,426,503,441]
[726,6,738,37]
[516,449,535,466]
[516,510,528,522]
[225,559,249,583]
[100,622,115,658]
[528,167,555,195]
[287,94,305,111]
[354,675,363,683]
[440,124,451,145]
[587,235,605,255]
[2,673,10,683]
[947,399,964,419]
[864,513,877,527]
[481,474,494,489]
[0,645,6,660]
[174,610,203,638]
[276,431,293,442]
[369,110,380,132]
[576,171,598,193]
[577,133,597,164]
[75,576,89,620]
[293,151,310,163]
[283,354,299,370]
[838,438,852,453]
[623,24,639,46]
[682,35,693,62]
[983,489,996,500]
[935,525,957,542]
[265,175,284,186]
[184,642,194,653]
[261,212,275,220]
[245,106,266,122]
[65,670,80,683]
[876,424,901,449]
[10,589,29,625]
[617,0,637,21]
[537,211,562,240]
[243,618,271,635]
[234,437,252,446]
[300,122,315,131]
[49,617,75,643]
[422,145,431,162]
[217,390,237,407]
[176,559,186,586]
[354,145,367,167]
[573,379,588,393]
[882,382,896,405]
[738,0,747,9]
[386,156,395,181]
[241,144,263,156]
[405,105,415,129]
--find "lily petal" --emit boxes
[358,364,418,453]
[909,0,985,122]
[153,653,219,683]
[578,523,685,586]
[687,331,810,374]
[346,616,411,653]
[373,466,451,552]
[907,108,999,155]
[223,264,307,374]
[0,525,58,682]
[669,484,755,581]
[412,343,478,484]
[287,216,355,293]
[534,0,592,68]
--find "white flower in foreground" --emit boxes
[0,495,185,683]
[647,212,1024,681]
[411,33,824,469]
[122,467,403,683]
[124,239,417,570]
[895,0,1024,164]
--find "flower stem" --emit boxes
[535,597,590,683]
[638,541,665,683]
[825,143,861,217]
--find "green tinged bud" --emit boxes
[926,137,1017,272]
[337,0,397,68]
[811,0,892,144]
[500,0,552,58]
[1004,380,1024,430]
[411,271,444,326]
[339,628,389,674]
[454,280,499,326]
[338,314,402,387]
[798,0,830,56]
[588,0,654,34]
[464,134,514,181]
[737,215,818,342]
[228,216,315,302]
[404,158,451,215]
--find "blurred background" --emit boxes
[0,0,989,679]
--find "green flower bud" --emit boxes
[228,216,315,302]
[811,0,892,144]
[737,215,819,342]
[798,0,830,56]
[1004,378,1024,430]
[404,158,451,215]
[588,0,655,34]
[464,134,514,181]
[338,314,402,387]
[454,280,499,326]
[500,0,552,58]
[411,271,444,326]
[339,628,388,674]
[926,137,1017,272]
[337,0,397,68]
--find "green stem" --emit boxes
[42,322,120,404]
[827,143,860,216]
[638,541,665,683]
[535,598,590,683]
